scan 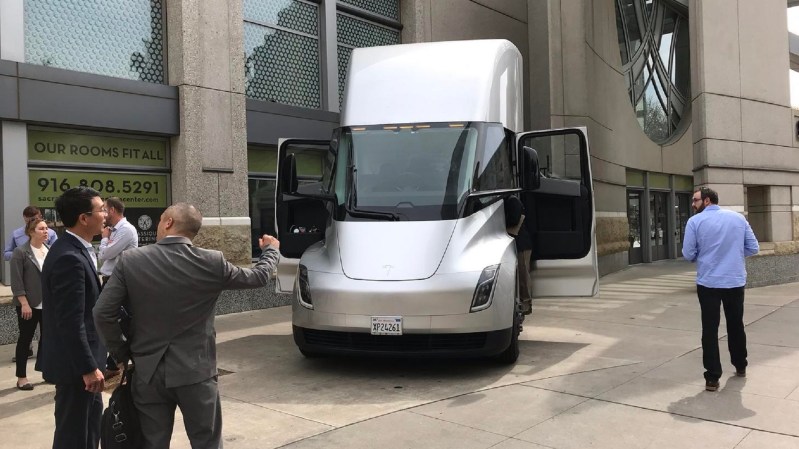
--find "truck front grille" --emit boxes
[302,329,488,352]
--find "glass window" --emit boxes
[25,0,165,83]
[338,0,399,21]
[248,178,277,256]
[244,0,321,108]
[614,0,689,143]
[247,144,325,256]
[336,8,400,107]
[476,127,514,191]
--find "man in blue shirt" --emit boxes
[682,187,759,392]
[4,206,58,261]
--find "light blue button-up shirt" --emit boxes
[681,204,759,288]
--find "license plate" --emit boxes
[371,316,402,335]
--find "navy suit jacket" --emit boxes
[41,232,106,385]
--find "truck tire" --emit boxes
[494,310,520,364]
[495,270,521,364]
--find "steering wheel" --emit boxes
[393,171,425,192]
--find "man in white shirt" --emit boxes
[97,197,138,375]
[98,197,138,285]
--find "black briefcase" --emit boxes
[101,368,142,449]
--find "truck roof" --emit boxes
[341,39,524,132]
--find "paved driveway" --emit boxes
[1,260,798,448]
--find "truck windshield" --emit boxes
[333,122,503,221]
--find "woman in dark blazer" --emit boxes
[10,218,50,390]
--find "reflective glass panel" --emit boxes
[248,178,277,257]
[614,0,689,143]
[244,22,321,108]
[336,13,400,109]
[243,0,318,35]
[338,0,399,20]
[25,0,165,83]
[243,0,320,108]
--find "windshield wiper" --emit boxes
[346,165,399,221]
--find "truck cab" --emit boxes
[273,40,598,363]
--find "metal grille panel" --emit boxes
[303,329,489,352]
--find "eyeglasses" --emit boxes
[84,208,108,215]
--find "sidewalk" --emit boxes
[0,259,797,448]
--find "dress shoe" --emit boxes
[705,380,719,391]
[735,368,746,377]
[16,382,33,391]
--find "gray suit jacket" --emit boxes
[10,241,47,308]
[93,235,279,387]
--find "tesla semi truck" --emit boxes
[272,39,598,363]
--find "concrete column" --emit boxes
[690,0,793,239]
[749,185,792,242]
[166,0,250,264]
[400,0,432,44]
[1,122,29,284]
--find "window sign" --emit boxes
[28,130,168,168]
[29,170,168,207]
[28,129,170,245]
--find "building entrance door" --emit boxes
[674,193,691,256]
[649,191,669,261]
[627,190,643,264]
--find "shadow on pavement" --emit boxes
[215,334,590,406]
[667,377,756,423]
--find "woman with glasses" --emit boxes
[10,218,51,390]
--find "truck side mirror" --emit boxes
[280,153,299,194]
[521,146,541,190]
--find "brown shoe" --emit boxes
[705,380,719,391]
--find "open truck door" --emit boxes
[517,128,598,297]
[274,138,335,294]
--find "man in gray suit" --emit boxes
[94,203,280,449]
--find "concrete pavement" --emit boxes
[0,259,798,448]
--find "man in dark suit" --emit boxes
[41,186,107,449]
[94,203,279,449]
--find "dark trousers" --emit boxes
[15,306,42,378]
[133,360,222,449]
[53,383,103,449]
[697,285,748,382]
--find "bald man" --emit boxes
[94,203,280,449]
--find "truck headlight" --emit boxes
[297,264,313,309]
[470,264,500,312]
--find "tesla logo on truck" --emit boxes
[383,265,393,276]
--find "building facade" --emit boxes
[0,0,797,286]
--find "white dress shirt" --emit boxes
[66,230,97,270]
[98,216,139,277]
